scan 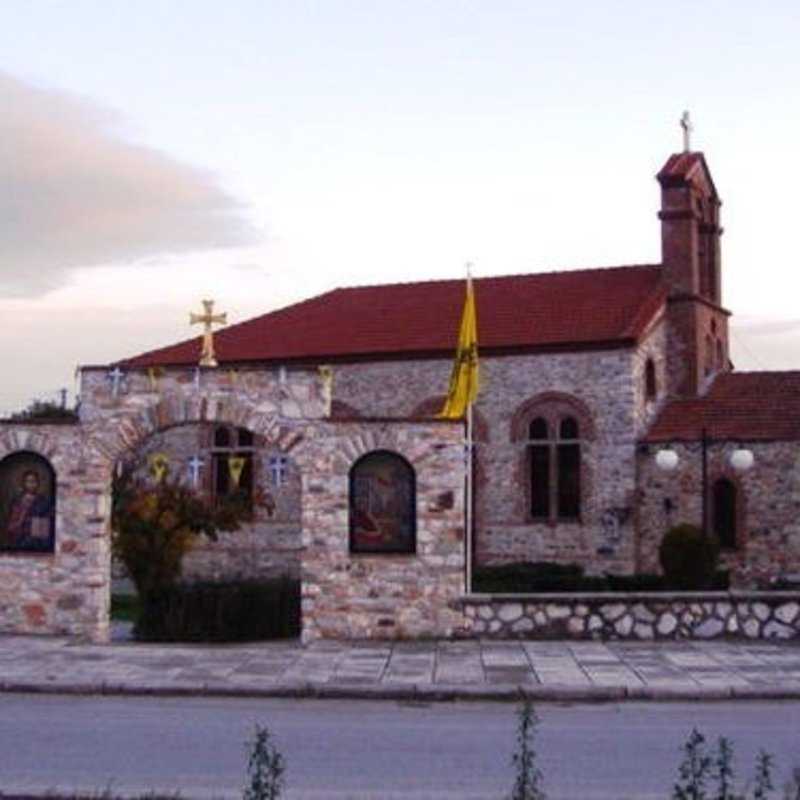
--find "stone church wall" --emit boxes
[632,316,669,437]
[0,423,110,641]
[297,419,466,642]
[333,346,647,575]
[637,441,800,587]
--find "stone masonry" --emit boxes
[333,340,658,574]
[297,420,465,642]
[461,592,800,641]
[0,422,111,641]
[637,440,800,585]
[1,363,466,641]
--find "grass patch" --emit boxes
[110,593,140,623]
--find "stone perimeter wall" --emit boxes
[0,423,111,641]
[298,420,466,643]
[460,592,800,640]
[79,366,466,644]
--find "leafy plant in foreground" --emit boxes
[509,698,545,800]
[714,736,737,800]
[753,750,775,800]
[673,728,713,800]
[244,724,286,800]
[672,728,778,800]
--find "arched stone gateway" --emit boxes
[0,365,466,643]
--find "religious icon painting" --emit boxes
[0,451,56,553]
[349,450,416,554]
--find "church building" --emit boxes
[113,148,800,590]
[3,145,800,644]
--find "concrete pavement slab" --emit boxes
[1,634,800,702]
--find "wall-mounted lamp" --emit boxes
[654,431,755,536]
[729,447,755,472]
[655,448,679,472]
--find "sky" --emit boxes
[1,1,799,414]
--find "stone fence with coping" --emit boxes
[458,592,800,640]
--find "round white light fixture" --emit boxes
[655,449,680,472]
[729,448,755,472]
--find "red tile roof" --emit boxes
[120,264,666,368]
[645,372,800,442]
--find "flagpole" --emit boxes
[464,261,474,595]
[465,401,474,595]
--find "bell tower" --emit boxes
[657,125,730,397]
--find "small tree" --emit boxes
[244,724,285,800]
[509,698,546,800]
[112,459,255,636]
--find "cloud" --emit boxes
[0,72,259,297]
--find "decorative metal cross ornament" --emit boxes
[107,366,124,398]
[680,110,693,153]
[187,455,204,489]
[190,299,227,367]
[269,455,289,487]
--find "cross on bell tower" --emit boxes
[680,110,693,153]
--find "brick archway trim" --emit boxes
[509,391,596,442]
[88,393,306,475]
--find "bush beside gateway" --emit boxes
[472,560,729,594]
[135,578,301,642]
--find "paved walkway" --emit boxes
[1,627,800,701]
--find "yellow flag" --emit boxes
[228,455,246,488]
[147,366,163,393]
[439,277,479,418]
[149,452,170,482]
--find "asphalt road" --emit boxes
[1,695,798,799]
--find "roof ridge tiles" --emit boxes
[335,262,662,293]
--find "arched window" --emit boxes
[512,393,592,524]
[704,334,715,377]
[712,478,738,550]
[528,414,582,520]
[0,451,56,553]
[349,450,416,554]
[645,359,657,400]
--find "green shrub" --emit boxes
[473,559,730,594]
[135,578,301,642]
[244,724,285,800]
[473,562,598,593]
[660,524,720,590]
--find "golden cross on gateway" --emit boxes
[190,299,227,368]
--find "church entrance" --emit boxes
[110,419,304,641]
